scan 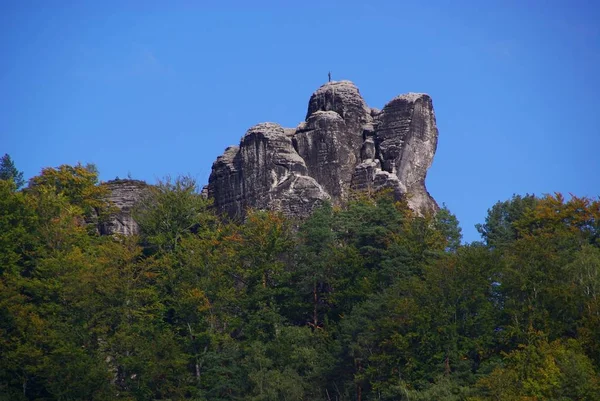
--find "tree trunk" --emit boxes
[313,280,318,327]
[356,360,362,401]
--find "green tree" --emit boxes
[27,163,112,230]
[0,172,114,400]
[295,202,337,328]
[476,194,537,249]
[243,327,332,401]
[0,153,25,189]
[149,209,242,398]
[499,194,600,345]
[434,204,462,252]
[134,176,215,253]
[234,210,294,342]
[0,180,36,276]
[64,236,189,400]
[473,338,600,400]
[569,245,600,367]
[337,244,499,400]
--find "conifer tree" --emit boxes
[0,153,25,189]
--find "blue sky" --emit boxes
[2,0,599,242]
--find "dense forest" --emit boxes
[1,155,599,400]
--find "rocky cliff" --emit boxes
[206,81,439,218]
[100,179,148,236]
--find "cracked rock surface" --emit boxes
[207,81,439,218]
[100,179,149,236]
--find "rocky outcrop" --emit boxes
[372,93,438,211]
[100,179,148,235]
[206,80,439,218]
[208,123,329,217]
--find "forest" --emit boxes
[1,156,599,401]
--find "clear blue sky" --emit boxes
[2,0,599,242]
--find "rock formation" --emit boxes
[100,179,148,236]
[206,80,439,218]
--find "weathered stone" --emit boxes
[360,136,376,161]
[207,122,329,218]
[350,160,380,193]
[100,179,149,236]
[294,111,353,201]
[373,170,406,198]
[269,175,330,217]
[306,80,373,163]
[206,81,439,218]
[374,93,438,212]
[206,146,242,217]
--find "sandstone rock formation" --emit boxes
[100,179,148,236]
[206,80,439,218]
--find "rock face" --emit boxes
[100,179,149,236]
[207,81,439,218]
[208,123,329,217]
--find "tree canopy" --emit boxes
[1,163,599,400]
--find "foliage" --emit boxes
[476,193,537,249]
[27,163,113,231]
[0,153,25,189]
[134,175,215,253]
[472,338,600,400]
[2,166,600,401]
